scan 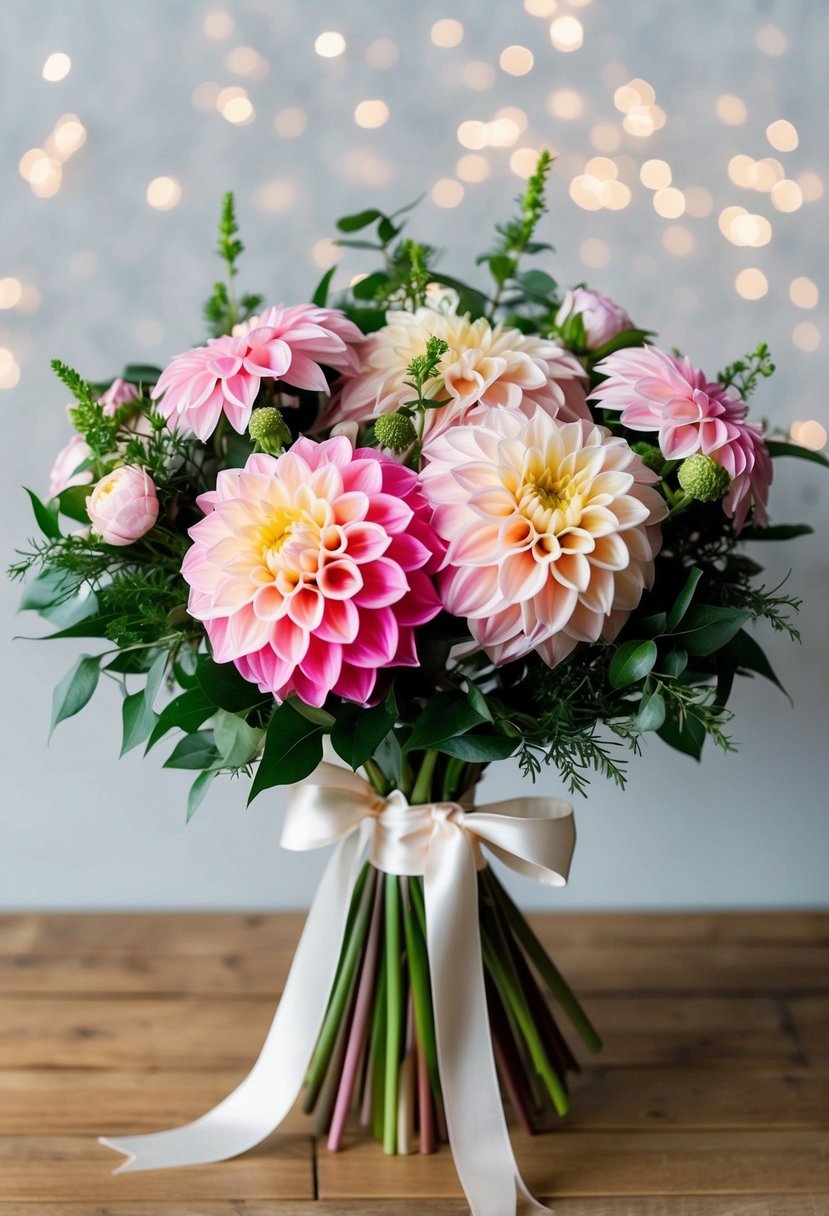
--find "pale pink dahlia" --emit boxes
[181,437,444,707]
[421,408,666,668]
[321,292,589,442]
[592,346,772,530]
[152,304,363,442]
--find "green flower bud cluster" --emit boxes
[677,453,732,502]
[248,407,292,455]
[374,411,417,453]
[631,442,666,475]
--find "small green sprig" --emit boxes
[51,359,117,461]
[718,342,775,400]
[404,335,449,405]
[204,192,262,335]
[485,150,555,317]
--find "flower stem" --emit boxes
[383,874,403,1154]
[411,751,438,804]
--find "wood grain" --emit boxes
[0,911,827,1211]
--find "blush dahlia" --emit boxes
[181,437,444,706]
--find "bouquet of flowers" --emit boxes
[10,156,826,1213]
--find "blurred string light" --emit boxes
[580,237,610,267]
[570,159,631,211]
[500,45,534,76]
[204,11,234,39]
[510,147,541,178]
[756,25,787,55]
[549,16,583,52]
[685,186,714,217]
[735,268,769,300]
[524,0,558,14]
[366,38,399,69]
[252,180,295,213]
[192,81,221,110]
[312,238,342,268]
[766,119,798,151]
[770,179,803,212]
[42,52,71,82]
[797,171,824,202]
[19,114,87,199]
[226,46,269,80]
[547,88,584,119]
[274,107,307,138]
[146,176,182,211]
[0,278,22,309]
[728,155,784,192]
[462,61,496,90]
[432,178,465,208]
[0,348,20,390]
[354,99,389,129]
[456,154,490,182]
[792,322,820,352]
[715,94,747,125]
[662,225,694,256]
[640,159,671,189]
[457,115,524,150]
[613,78,665,137]
[789,277,819,309]
[342,148,392,186]
[314,31,345,58]
[431,19,463,48]
[653,187,685,218]
[590,123,621,152]
[217,86,254,125]
[790,419,828,449]
[718,206,772,247]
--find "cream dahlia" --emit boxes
[592,346,772,530]
[320,290,589,441]
[181,437,444,707]
[152,304,363,442]
[421,407,666,668]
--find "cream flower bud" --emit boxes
[86,465,159,546]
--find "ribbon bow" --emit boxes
[101,763,576,1216]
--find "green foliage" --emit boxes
[204,192,259,335]
[51,360,117,460]
[331,693,398,771]
[51,654,102,737]
[248,702,325,803]
[717,342,775,400]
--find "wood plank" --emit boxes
[316,1129,829,1199]
[786,996,829,1061]
[3,942,828,996]
[0,1135,314,1203]
[5,910,826,956]
[5,1064,825,1136]
[0,995,798,1071]
[0,1201,824,1216]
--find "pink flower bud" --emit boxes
[99,378,141,418]
[556,288,633,351]
[86,465,159,546]
[48,434,94,499]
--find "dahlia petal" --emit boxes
[333,662,378,705]
[353,557,409,608]
[343,522,392,563]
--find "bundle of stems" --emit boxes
[302,750,600,1155]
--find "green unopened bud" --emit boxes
[374,411,417,453]
[677,453,731,502]
[248,407,291,455]
[631,442,666,475]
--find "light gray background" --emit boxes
[1,0,827,910]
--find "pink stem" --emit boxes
[435,1095,449,1144]
[328,876,384,1152]
[417,1035,435,1154]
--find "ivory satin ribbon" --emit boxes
[101,762,576,1216]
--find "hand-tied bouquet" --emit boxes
[11,155,827,1211]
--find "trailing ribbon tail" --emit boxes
[99,827,366,1172]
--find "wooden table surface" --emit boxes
[1,910,828,1215]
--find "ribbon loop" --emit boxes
[101,764,575,1216]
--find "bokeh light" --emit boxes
[42,52,71,82]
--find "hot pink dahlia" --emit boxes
[592,346,772,530]
[181,436,444,707]
[420,407,666,668]
[152,304,363,442]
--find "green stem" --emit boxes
[487,874,602,1053]
[370,940,388,1143]
[383,875,402,1154]
[441,756,467,802]
[410,751,438,804]
[364,758,389,796]
[401,880,441,1099]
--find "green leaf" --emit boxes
[609,639,658,689]
[377,216,399,244]
[122,364,163,384]
[465,680,493,722]
[248,704,324,804]
[164,731,219,770]
[719,629,788,698]
[172,646,200,689]
[20,569,75,612]
[145,689,215,752]
[517,269,557,300]
[197,656,270,713]
[50,654,101,736]
[633,690,666,733]
[374,729,403,787]
[25,487,61,539]
[679,605,751,656]
[404,691,487,753]
[311,266,337,307]
[662,648,688,678]
[331,697,397,771]
[337,208,383,233]
[740,523,814,541]
[213,710,264,768]
[436,733,518,762]
[56,484,93,523]
[31,613,120,641]
[589,328,653,361]
[657,711,706,760]
[333,238,383,251]
[120,690,157,756]
[352,271,390,300]
[289,698,336,728]
[765,440,829,468]
[187,770,217,823]
[143,651,168,712]
[667,567,703,632]
[429,274,490,318]
[488,254,516,286]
